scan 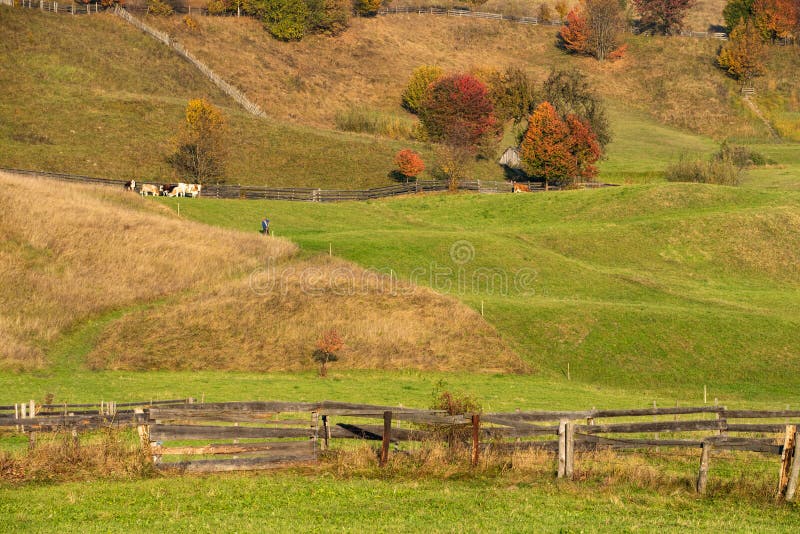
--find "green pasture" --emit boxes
[1,470,797,532]
[160,182,800,405]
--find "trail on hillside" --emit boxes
[742,95,781,141]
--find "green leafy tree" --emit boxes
[541,68,611,147]
[723,0,755,30]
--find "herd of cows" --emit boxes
[123,180,202,198]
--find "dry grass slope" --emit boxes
[0,172,295,368]
[145,11,788,140]
[0,173,523,373]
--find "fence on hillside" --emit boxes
[1,167,613,202]
[8,1,741,41]
[2,398,799,499]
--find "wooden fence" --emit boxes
[9,2,740,41]
[1,166,612,202]
[3,398,799,499]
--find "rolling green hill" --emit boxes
[166,183,800,402]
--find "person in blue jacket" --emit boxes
[261,216,270,235]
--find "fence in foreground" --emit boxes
[2,167,612,201]
[2,398,799,499]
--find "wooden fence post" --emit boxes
[28,431,36,451]
[777,425,797,498]
[696,441,712,494]
[565,421,574,478]
[321,415,329,451]
[471,414,480,467]
[380,411,392,467]
[785,428,800,502]
[557,420,566,478]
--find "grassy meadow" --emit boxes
[162,180,800,405]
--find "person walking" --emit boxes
[261,216,270,235]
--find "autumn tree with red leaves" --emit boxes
[394,149,425,180]
[560,0,627,61]
[632,0,695,35]
[419,73,498,151]
[519,102,601,187]
[419,73,500,189]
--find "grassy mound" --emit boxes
[0,172,522,373]
[168,183,800,396]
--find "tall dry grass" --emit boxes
[0,172,297,369]
[87,255,527,373]
[0,429,151,484]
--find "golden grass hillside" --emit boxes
[87,255,526,373]
[0,173,523,373]
[145,11,791,140]
[0,172,296,368]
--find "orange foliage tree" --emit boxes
[717,19,767,84]
[559,0,627,61]
[394,149,425,180]
[519,102,601,186]
[313,329,343,377]
[753,0,799,41]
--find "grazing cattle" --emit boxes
[140,183,161,196]
[124,180,136,191]
[161,184,178,197]
[185,183,202,198]
[164,183,189,197]
[513,183,531,193]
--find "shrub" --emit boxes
[147,0,174,16]
[306,0,350,36]
[713,142,770,167]
[206,0,232,15]
[334,107,416,140]
[430,382,482,447]
[664,157,741,185]
[401,65,444,114]
[265,0,310,40]
[395,149,425,179]
[632,0,695,35]
[538,2,554,22]
[353,0,382,16]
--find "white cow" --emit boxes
[186,184,202,198]
[140,183,161,196]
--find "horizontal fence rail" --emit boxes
[1,167,614,202]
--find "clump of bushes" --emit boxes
[243,0,349,41]
[665,158,741,185]
[335,106,416,140]
[147,0,174,16]
[713,141,771,168]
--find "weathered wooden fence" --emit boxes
[2,166,612,202]
[4,398,798,499]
